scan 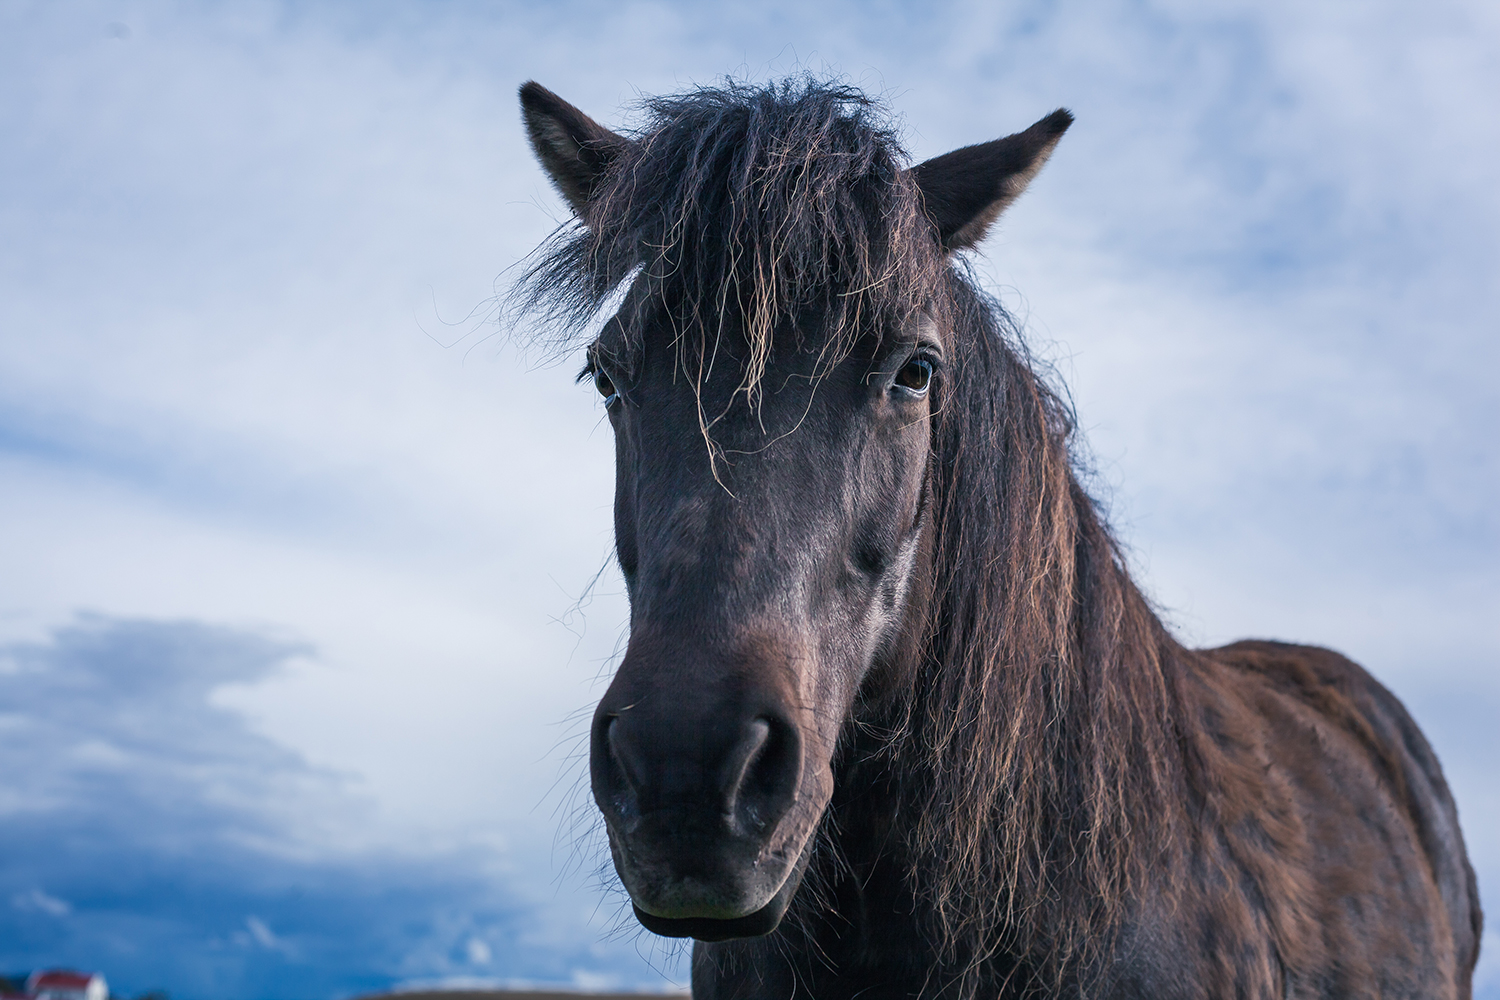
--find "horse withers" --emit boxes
[516,78,1481,999]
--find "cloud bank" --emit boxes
[0,617,678,998]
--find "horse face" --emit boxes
[585,306,941,939]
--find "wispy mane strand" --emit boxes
[894,273,1188,991]
[516,77,943,397]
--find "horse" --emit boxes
[515,78,1481,999]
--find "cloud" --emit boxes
[0,617,683,999]
[464,939,493,966]
[12,889,71,918]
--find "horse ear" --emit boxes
[519,81,632,218]
[910,109,1073,252]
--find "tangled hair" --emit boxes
[893,272,1188,990]
[518,79,944,443]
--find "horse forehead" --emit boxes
[618,301,939,372]
[614,316,854,388]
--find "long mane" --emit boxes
[519,78,1192,991]
[901,270,1189,988]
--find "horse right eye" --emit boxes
[893,357,933,397]
[594,369,619,404]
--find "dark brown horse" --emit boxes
[516,78,1481,999]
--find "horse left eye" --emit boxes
[894,357,933,396]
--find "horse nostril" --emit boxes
[593,714,642,823]
[726,715,802,836]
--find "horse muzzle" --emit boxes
[589,652,830,939]
[603,803,816,940]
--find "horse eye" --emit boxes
[594,369,618,403]
[893,357,933,396]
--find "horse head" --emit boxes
[520,80,1069,942]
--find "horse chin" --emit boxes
[628,844,813,941]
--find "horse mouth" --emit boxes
[627,845,811,940]
[631,898,785,941]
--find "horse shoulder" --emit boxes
[1187,639,1481,998]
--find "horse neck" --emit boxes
[831,383,1196,974]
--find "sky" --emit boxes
[0,1,1495,997]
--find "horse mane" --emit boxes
[901,271,1191,989]
[517,78,1193,990]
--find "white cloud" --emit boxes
[465,938,493,966]
[242,915,289,953]
[12,888,71,918]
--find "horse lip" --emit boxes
[631,898,784,941]
[628,844,813,941]
[608,828,790,920]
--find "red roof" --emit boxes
[25,971,106,998]
[28,975,96,991]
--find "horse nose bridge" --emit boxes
[639,485,748,557]
[631,486,840,620]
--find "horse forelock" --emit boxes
[519,77,944,400]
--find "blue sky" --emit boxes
[1,1,1495,997]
